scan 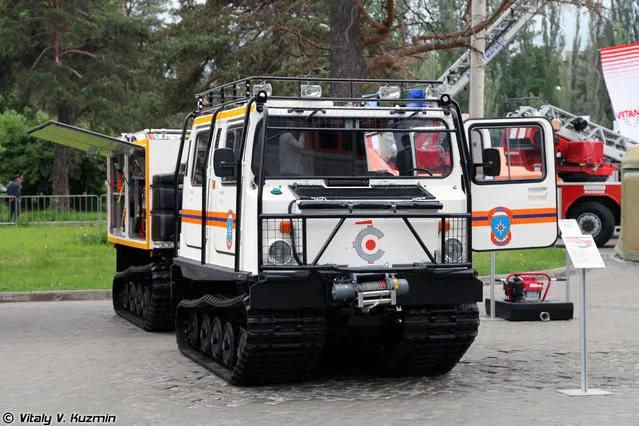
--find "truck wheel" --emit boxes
[569,202,615,247]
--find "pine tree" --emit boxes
[0,0,154,197]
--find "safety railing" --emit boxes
[0,195,18,225]
[0,194,106,226]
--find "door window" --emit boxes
[470,124,546,183]
[191,131,211,186]
[222,127,243,183]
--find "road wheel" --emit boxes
[141,286,150,319]
[188,311,199,348]
[569,201,615,247]
[236,327,248,362]
[135,283,143,316]
[121,283,129,309]
[199,314,212,354]
[128,282,136,312]
[221,322,236,367]
[210,317,223,360]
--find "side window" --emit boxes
[471,124,545,183]
[192,131,210,185]
[222,127,243,183]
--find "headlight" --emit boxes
[444,238,463,262]
[268,240,293,265]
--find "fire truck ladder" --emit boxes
[429,0,546,99]
[506,104,639,163]
[427,0,639,163]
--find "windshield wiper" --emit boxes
[392,111,420,128]
[305,109,325,121]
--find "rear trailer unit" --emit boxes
[28,123,186,331]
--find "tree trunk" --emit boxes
[329,0,366,98]
[53,106,71,207]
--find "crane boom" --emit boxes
[507,104,639,163]
[429,0,546,98]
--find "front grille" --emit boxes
[289,184,434,200]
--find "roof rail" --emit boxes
[194,76,443,111]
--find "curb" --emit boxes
[0,267,574,303]
[4,257,633,303]
[0,289,111,304]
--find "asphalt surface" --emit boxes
[1,239,638,425]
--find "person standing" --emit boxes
[7,174,22,222]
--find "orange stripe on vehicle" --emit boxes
[472,207,557,227]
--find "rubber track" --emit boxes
[378,303,480,377]
[113,266,173,332]
[176,295,327,386]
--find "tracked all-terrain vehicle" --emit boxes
[30,76,559,385]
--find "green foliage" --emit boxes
[0,0,637,195]
[0,109,106,194]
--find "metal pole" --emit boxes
[558,187,571,302]
[580,268,588,393]
[469,0,486,118]
[566,251,571,302]
[490,251,496,318]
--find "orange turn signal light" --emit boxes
[438,221,450,233]
[280,221,292,234]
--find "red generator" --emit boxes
[485,273,574,321]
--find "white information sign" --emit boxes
[558,219,585,237]
[562,235,606,269]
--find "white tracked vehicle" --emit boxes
[30,76,559,385]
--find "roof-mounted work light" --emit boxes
[301,84,322,98]
[253,82,272,97]
[377,85,401,99]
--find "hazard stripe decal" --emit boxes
[472,208,557,227]
[181,209,236,229]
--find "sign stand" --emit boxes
[490,251,496,318]
[557,219,611,397]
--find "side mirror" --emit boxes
[481,148,501,177]
[213,148,236,178]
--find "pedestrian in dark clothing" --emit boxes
[7,174,22,221]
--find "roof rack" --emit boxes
[194,76,443,112]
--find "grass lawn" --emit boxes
[0,225,567,292]
[473,248,566,276]
[0,225,114,292]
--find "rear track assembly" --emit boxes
[112,264,173,332]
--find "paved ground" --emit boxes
[1,241,638,425]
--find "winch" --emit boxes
[331,273,409,312]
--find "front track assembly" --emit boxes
[175,295,328,385]
[176,297,480,385]
[112,264,173,332]
[376,303,480,376]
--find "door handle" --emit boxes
[528,187,547,200]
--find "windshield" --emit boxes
[252,115,453,179]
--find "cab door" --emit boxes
[211,121,243,260]
[182,128,210,249]
[465,118,558,251]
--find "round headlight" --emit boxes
[268,240,293,265]
[444,238,463,262]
